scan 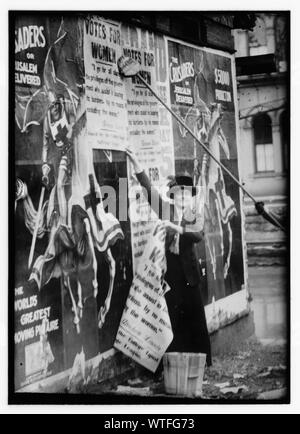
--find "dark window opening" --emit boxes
[253,113,274,172]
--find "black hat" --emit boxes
[167,174,197,197]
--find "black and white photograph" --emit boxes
[5,4,294,414]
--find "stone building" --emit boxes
[233,13,289,265]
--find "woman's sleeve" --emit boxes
[136,170,167,220]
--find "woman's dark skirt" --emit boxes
[165,252,212,366]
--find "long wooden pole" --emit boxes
[136,73,285,232]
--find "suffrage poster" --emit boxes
[114,222,173,372]
[122,27,175,271]
[84,16,128,151]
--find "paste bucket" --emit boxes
[163,352,207,397]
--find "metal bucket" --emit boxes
[163,352,207,397]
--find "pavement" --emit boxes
[249,265,287,346]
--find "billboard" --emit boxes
[12,13,247,391]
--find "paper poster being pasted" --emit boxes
[114,221,173,372]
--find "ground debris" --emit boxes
[127,378,145,387]
[257,388,287,400]
[220,385,248,395]
[116,385,152,396]
[215,381,230,389]
[233,373,245,379]
[202,339,287,400]
[257,371,270,378]
[236,351,251,360]
[257,365,287,378]
[84,339,287,400]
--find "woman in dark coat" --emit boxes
[126,149,211,366]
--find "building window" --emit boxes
[253,113,274,172]
[248,16,268,56]
[280,110,288,171]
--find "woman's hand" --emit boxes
[125,148,143,174]
[162,220,183,235]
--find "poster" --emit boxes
[14,14,101,391]
[167,39,244,304]
[13,15,65,389]
[84,16,128,151]
[14,278,63,390]
[114,222,173,372]
[121,26,175,271]
[15,15,48,132]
